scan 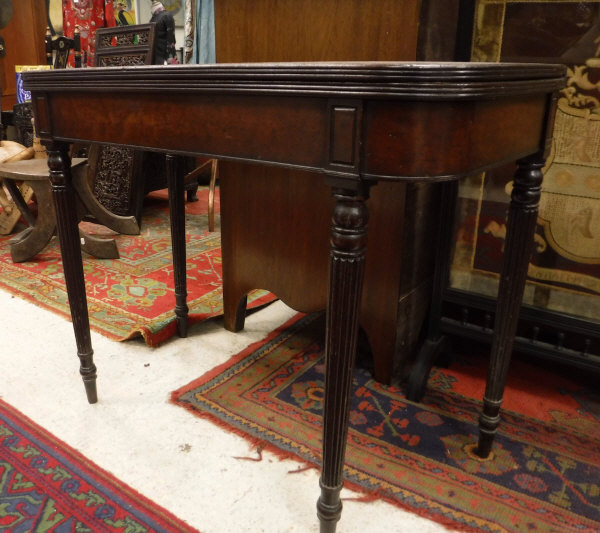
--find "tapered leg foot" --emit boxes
[81,356,98,404]
[475,397,502,458]
[176,314,188,338]
[317,480,342,533]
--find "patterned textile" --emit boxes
[62,0,106,66]
[0,398,198,532]
[172,312,600,533]
[0,188,275,345]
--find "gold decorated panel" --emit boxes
[451,0,600,320]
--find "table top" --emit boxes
[23,62,566,182]
[23,61,566,99]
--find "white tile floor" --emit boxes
[1,289,455,532]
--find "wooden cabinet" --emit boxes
[0,0,47,110]
[217,0,451,383]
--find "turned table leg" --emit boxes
[166,154,189,338]
[46,142,97,404]
[317,189,369,533]
[476,153,545,458]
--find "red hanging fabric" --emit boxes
[62,0,106,67]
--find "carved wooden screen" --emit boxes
[88,24,156,220]
[94,23,156,67]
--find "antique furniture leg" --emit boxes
[476,153,544,458]
[46,142,97,403]
[166,154,189,338]
[406,179,458,401]
[318,188,369,533]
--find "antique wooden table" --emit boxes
[23,62,565,532]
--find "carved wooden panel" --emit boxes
[89,144,138,217]
[90,23,156,220]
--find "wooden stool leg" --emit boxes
[317,189,368,533]
[166,154,189,338]
[72,163,140,235]
[78,228,119,259]
[8,179,56,263]
[47,142,97,404]
[476,153,545,458]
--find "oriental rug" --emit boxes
[0,398,198,532]
[0,188,275,345]
[172,312,600,533]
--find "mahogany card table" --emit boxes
[23,62,565,532]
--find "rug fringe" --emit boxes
[170,313,503,533]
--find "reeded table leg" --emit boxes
[166,154,189,338]
[47,142,97,404]
[317,189,369,533]
[476,153,545,458]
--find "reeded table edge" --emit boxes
[22,61,567,100]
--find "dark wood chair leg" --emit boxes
[476,153,545,458]
[317,188,369,533]
[47,142,97,404]
[166,154,189,338]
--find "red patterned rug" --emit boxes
[0,398,198,532]
[172,312,600,533]
[0,188,275,345]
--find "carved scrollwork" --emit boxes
[98,54,148,67]
[92,145,135,215]
[98,29,151,49]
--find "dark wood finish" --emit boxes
[220,170,409,383]
[45,143,97,404]
[166,154,189,337]
[318,189,368,531]
[90,23,200,224]
[90,24,156,221]
[45,32,79,69]
[476,152,547,457]
[23,62,565,532]
[94,24,156,67]
[214,0,440,384]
